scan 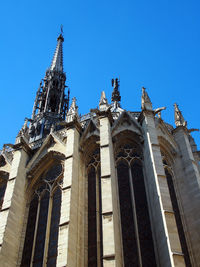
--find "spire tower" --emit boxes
[29,30,69,142]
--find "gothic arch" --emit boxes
[27,150,65,192]
[80,134,100,163]
[80,119,99,147]
[112,111,143,139]
[158,136,177,166]
[21,157,64,267]
[113,129,143,157]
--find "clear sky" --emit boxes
[0,0,200,149]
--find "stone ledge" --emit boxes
[59,221,69,227]
[100,144,109,148]
[102,211,113,216]
[0,207,9,212]
[101,175,111,179]
[164,209,174,214]
[65,155,73,161]
[62,185,71,191]
[172,251,184,256]
[8,177,16,181]
[103,254,115,260]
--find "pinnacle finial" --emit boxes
[66,97,79,123]
[111,78,121,103]
[174,103,187,127]
[99,91,109,111]
[141,87,152,111]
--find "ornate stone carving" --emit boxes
[174,103,187,127]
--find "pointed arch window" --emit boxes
[162,158,191,267]
[0,172,9,210]
[87,148,103,267]
[21,163,63,267]
[116,144,157,267]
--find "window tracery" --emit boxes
[21,163,63,267]
[115,143,156,267]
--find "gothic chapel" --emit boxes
[0,32,200,267]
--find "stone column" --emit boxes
[99,113,123,267]
[0,144,29,267]
[57,122,81,267]
[173,126,200,266]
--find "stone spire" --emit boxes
[50,33,64,72]
[174,103,187,127]
[99,91,109,111]
[141,87,152,111]
[28,30,69,142]
[66,97,79,123]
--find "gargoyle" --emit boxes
[188,128,199,133]
[154,107,166,118]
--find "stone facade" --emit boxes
[0,34,200,267]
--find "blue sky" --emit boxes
[0,0,200,148]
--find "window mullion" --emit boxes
[42,192,53,267]
[30,197,41,267]
[96,169,101,267]
[128,165,143,267]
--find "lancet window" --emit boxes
[0,172,8,210]
[21,163,63,267]
[115,143,157,267]
[86,148,103,267]
[162,157,191,267]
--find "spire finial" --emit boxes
[174,103,187,127]
[61,24,63,34]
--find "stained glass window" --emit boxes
[116,144,157,267]
[0,174,8,210]
[47,187,62,266]
[88,166,97,266]
[21,163,63,267]
[131,161,156,267]
[117,160,139,266]
[87,148,102,267]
